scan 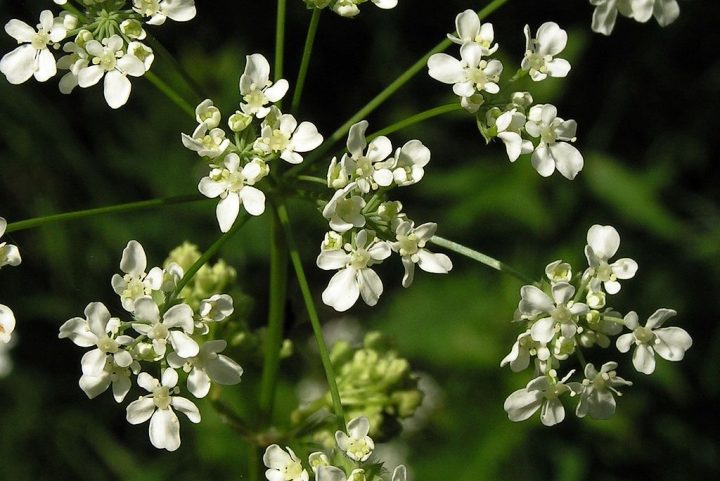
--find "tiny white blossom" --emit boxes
[111,240,164,312]
[584,224,638,294]
[322,183,366,233]
[524,104,583,179]
[0,10,66,85]
[501,331,550,372]
[447,9,498,55]
[521,22,571,81]
[254,107,323,164]
[494,109,533,162]
[589,0,679,35]
[263,445,309,481]
[79,355,139,403]
[545,260,572,283]
[198,153,268,231]
[0,217,21,269]
[504,370,580,426]
[120,19,147,40]
[334,121,394,193]
[56,41,89,94]
[196,293,234,333]
[390,139,431,187]
[133,0,197,26]
[131,297,198,358]
[332,0,398,18]
[518,283,589,344]
[181,123,231,159]
[616,309,692,374]
[572,362,632,419]
[168,339,243,398]
[335,416,375,462]
[391,221,452,287]
[0,304,16,344]
[239,53,289,118]
[126,368,201,451]
[195,99,221,129]
[308,452,330,474]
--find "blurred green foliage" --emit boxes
[1,0,719,480]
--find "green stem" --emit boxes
[249,447,260,481]
[291,8,322,114]
[259,209,289,421]
[276,200,346,431]
[367,103,463,141]
[429,235,535,284]
[275,0,287,81]
[297,175,328,186]
[145,34,206,101]
[5,194,207,233]
[286,0,510,177]
[169,216,250,303]
[144,71,195,118]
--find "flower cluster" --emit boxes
[502,224,692,425]
[0,0,197,108]
[293,331,423,441]
[0,217,22,345]
[182,53,323,232]
[428,11,583,180]
[318,120,452,311]
[263,416,407,481]
[302,0,398,18]
[589,0,680,35]
[58,240,243,450]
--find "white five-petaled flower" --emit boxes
[428,42,503,105]
[0,304,16,344]
[56,41,89,94]
[336,416,375,462]
[616,309,692,374]
[389,139,431,187]
[332,0,398,18]
[333,121,394,193]
[263,445,309,481]
[447,9,498,55]
[167,339,243,398]
[391,221,452,287]
[77,35,146,109]
[504,370,580,426]
[521,22,571,81]
[318,230,391,312]
[519,283,589,344]
[195,99,221,129]
[111,240,164,312]
[254,107,324,164]
[78,355,138,403]
[0,217,21,269]
[501,330,550,372]
[196,293,234,333]
[58,302,134,378]
[589,0,680,36]
[493,108,533,162]
[199,153,268,232]
[131,297,198,358]
[584,224,638,294]
[182,122,232,159]
[524,104,583,179]
[0,10,66,85]
[132,0,197,26]
[322,183,366,233]
[126,368,200,451]
[572,361,632,419]
[239,53,289,118]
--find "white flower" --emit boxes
[322,183,366,233]
[263,445,309,481]
[391,221,452,287]
[0,10,66,85]
[127,41,155,71]
[196,293,234,333]
[573,362,632,419]
[335,121,394,193]
[254,107,323,164]
[524,104,583,179]
[616,309,692,374]
[239,53,289,118]
[332,0,398,17]
[131,297,198,358]
[308,452,330,474]
[494,109,533,162]
[77,35,146,109]
[111,240,164,312]
[589,0,679,35]
[195,99,221,129]
[518,283,589,344]
[501,331,550,372]
[56,41,89,94]
[317,467,367,481]
[545,260,572,283]
[521,22,571,81]
[58,302,134,377]
[428,42,503,103]
[318,230,391,311]
[0,304,16,344]
[335,416,375,462]
[0,217,21,269]
[584,224,638,294]
[133,0,197,26]
[199,153,268,232]
[126,368,201,451]
[168,339,243,398]
[181,123,231,159]
[78,355,138,403]
[447,9,498,55]
[390,139,431,187]
[120,19,147,40]
[504,370,580,426]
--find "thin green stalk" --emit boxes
[5,194,207,233]
[145,34,206,101]
[169,216,250,302]
[144,71,195,118]
[259,210,289,421]
[291,8,322,114]
[367,103,463,141]
[249,447,260,481]
[276,200,346,431]
[429,235,535,284]
[286,0,511,177]
[297,175,328,186]
[275,0,287,81]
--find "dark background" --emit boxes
[1,0,719,480]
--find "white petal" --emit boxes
[550,142,584,180]
[240,186,266,216]
[654,327,692,361]
[162,0,197,22]
[263,445,291,470]
[358,268,383,307]
[586,225,620,260]
[187,367,211,398]
[427,53,464,84]
[169,331,200,358]
[530,317,555,344]
[322,268,359,312]
[104,70,132,109]
[149,409,181,451]
[120,240,147,276]
[519,285,554,314]
[536,22,567,56]
[206,354,244,385]
[347,121,368,157]
[58,317,96,347]
[217,193,240,232]
[653,0,680,26]
[163,303,194,332]
[632,344,656,374]
[134,297,160,322]
[540,398,565,426]
[172,396,201,423]
[4,19,35,43]
[0,45,36,84]
[79,373,111,399]
[531,144,556,177]
[198,177,225,199]
[646,308,676,329]
[34,48,56,82]
[591,2,618,35]
[504,388,543,421]
[81,349,108,376]
[416,249,452,274]
[126,398,155,424]
[117,54,146,77]
[316,250,350,271]
[616,333,634,353]
[347,416,370,438]
[112,375,132,402]
[265,79,289,102]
